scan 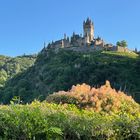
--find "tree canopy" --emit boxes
[0,49,140,104]
[116,40,128,48]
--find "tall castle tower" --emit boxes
[83,18,94,43]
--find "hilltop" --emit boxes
[0,48,140,104]
[47,18,131,54]
[1,18,139,104]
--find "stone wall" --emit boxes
[116,46,129,52]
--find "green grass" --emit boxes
[102,51,138,58]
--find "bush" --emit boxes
[0,101,140,139]
[46,81,140,113]
[0,102,63,139]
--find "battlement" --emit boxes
[83,18,94,26]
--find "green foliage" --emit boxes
[0,100,140,139]
[116,40,128,48]
[1,49,140,104]
[10,96,21,105]
[0,101,62,139]
[0,69,7,87]
[0,55,36,87]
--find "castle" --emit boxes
[47,18,129,52]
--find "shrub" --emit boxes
[46,81,140,113]
[0,103,63,139]
[0,101,140,139]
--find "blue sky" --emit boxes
[0,0,140,56]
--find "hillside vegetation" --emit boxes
[0,82,140,139]
[0,49,140,104]
[46,81,139,113]
[0,55,36,87]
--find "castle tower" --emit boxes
[83,18,94,42]
[84,33,90,45]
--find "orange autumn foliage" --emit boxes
[46,81,139,113]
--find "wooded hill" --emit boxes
[0,55,36,87]
[0,48,140,104]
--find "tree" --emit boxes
[116,40,127,48]
[0,69,8,87]
[116,41,121,46]
[121,40,127,48]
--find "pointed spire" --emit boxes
[67,37,69,41]
[84,17,92,25]
[73,32,75,36]
[87,17,90,22]
[64,33,67,40]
